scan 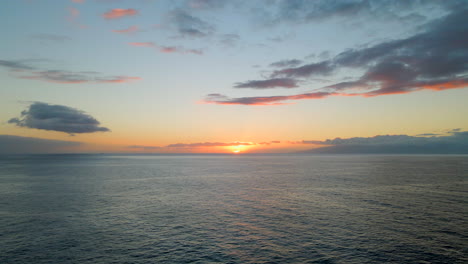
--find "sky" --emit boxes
[1,0,467,154]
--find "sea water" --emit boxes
[0,154,467,263]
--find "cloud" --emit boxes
[129,42,203,55]
[207,8,468,105]
[271,61,334,78]
[0,59,35,70]
[68,7,80,20]
[19,70,141,84]
[219,33,240,46]
[269,59,303,68]
[187,0,228,10]
[103,8,138,19]
[0,135,82,154]
[8,102,110,135]
[167,142,255,148]
[271,0,464,24]
[67,7,87,28]
[71,0,85,3]
[167,9,214,38]
[203,92,331,105]
[31,34,71,42]
[234,78,298,89]
[129,42,155,47]
[127,145,161,150]
[258,141,281,145]
[112,25,139,34]
[300,131,468,154]
[0,60,141,84]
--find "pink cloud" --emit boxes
[71,0,85,3]
[112,25,139,34]
[129,42,156,47]
[68,7,80,20]
[103,9,138,19]
[98,76,141,83]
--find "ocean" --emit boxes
[0,154,467,263]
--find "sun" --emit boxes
[233,149,241,154]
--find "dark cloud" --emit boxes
[0,135,82,154]
[8,102,110,135]
[272,61,333,78]
[31,34,71,42]
[167,142,255,148]
[207,8,468,105]
[416,133,441,136]
[168,9,214,38]
[269,59,303,68]
[300,132,468,154]
[234,78,298,89]
[204,92,331,105]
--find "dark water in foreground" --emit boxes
[0,154,467,263]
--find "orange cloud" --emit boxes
[167,142,255,148]
[103,9,138,19]
[112,25,139,34]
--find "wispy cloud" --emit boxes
[103,8,138,19]
[207,9,468,105]
[68,7,80,20]
[67,7,87,28]
[112,25,139,34]
[129,42,203,55]
[269,59,303,68]
[0,59,35,70]
[203,92,331,106]
[259,141,281,145]
[167,9,214,38]
[187,0,228,10]
[20,70,141,84]
[219,34,240,46]
[0,59,141,84]
[268,0,464,25]
[271,61,333,78]
[167,142,255,148]
[8,102,110,135]
[234,78,298,89]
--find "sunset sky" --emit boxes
[1,0,467,154]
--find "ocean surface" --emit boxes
[0,154,467,263]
